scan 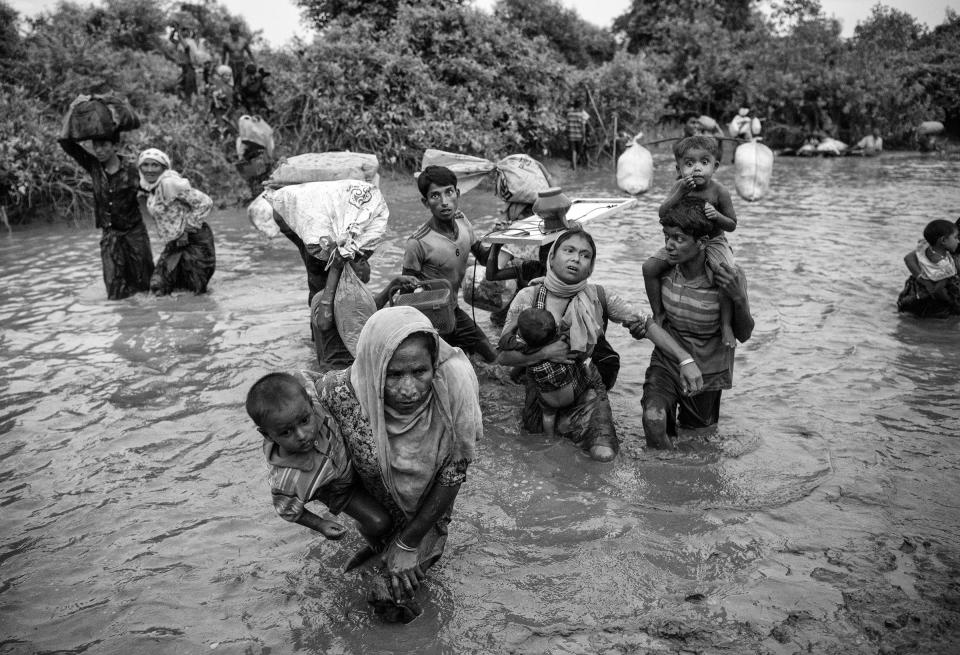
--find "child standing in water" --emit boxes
[512,307,589,436]
[897,219,960,317]
[246,372,392,546]
[644,136,738,347]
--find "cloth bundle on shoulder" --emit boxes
[616,133,654,195]
[262,180,389,259]
[67,95,140,140]
[419,150,552,204]
[267,152,380,188]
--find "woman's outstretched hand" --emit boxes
[385,542,425,602]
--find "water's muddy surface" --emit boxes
[2,154,959,654]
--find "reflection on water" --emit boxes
[1,156,959,654]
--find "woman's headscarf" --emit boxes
[349,306,480,518]
[138,148,190,204]
[542,230,604,355]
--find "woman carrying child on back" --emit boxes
[138,148,216,295]
[643,135,738,348]
[897,218,960,318]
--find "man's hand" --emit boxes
[679,360,704,396]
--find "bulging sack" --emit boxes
[616,134,654,195]
[333,263,377,356]
[733,141,773,202]
[237,115,275,158]
[263,180,389,258]
[420,149,497,195]
[267,152,380,187]
[247,192,280,238]
[494,154,553,205]
[918,121,944,136]
[67,95,140,140]
[462,265,516,312]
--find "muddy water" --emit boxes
[2,154,959,654]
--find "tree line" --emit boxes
[1,0,957,225]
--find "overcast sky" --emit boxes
[9,0,960,47]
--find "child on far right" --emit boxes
[643,135,738,347]
[897,219,960,318]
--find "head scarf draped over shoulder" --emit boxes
[542,229,604,356]
[349,306,480,518]
[137,148,191,204]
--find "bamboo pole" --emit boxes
[612,113,618,167]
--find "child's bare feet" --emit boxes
[722,323,736,349]
[319,519,348,540]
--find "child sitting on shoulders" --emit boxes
[897,219,960,317]
[643,135,738,347]
[246,372,392,546]
[513,307,590,437]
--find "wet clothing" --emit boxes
[265,372,355,522]
[641,265,742,436]
[896,243,960,317]
[59,139,154,299]
[317,307,480,621]
[500,282,644,454]
[402,212,494,358]
[140,163,216,295]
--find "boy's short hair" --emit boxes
[923,219,958,247]
[674,135,720,161]
[659,197,714,239]
[416,165,458,197]
[517,307,557,349]
[246,372,310,426]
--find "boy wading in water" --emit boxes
[58,101,154,300]
[644,135,738,347]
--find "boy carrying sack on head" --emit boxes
[643,135,738,348]
[246,372,392,548]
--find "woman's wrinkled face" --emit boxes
[383,334,435,413]
[139,160,166,184]
[549,233,594,284]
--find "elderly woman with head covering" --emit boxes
[314,305,481,622]
[138,148,216,295]
[497,228,704,462]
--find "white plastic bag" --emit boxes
[267,152,380,187]
[263,180,389,258]
[237,115,274,158]
[733,141,774,202]
[333,263,377,356]
[616,134,654,195]
[247,191,280,238]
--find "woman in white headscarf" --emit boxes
[138,148,216,295]
[316,305,481,622]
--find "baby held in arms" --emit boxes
[515,307,591,436]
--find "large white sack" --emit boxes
[420,149,496,195]
[733,141,774,202]
[267,152,380,187]
[332,263,377,356]
[816,137,847,156]
[248,192,280,238]
[918,121,944,136]
[494,154,553,205]
[237,115,274,158]
[616,134,654,195]
[263,180,389,258]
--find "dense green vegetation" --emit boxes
[1,0,957,225]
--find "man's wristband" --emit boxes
[679,357,695,367]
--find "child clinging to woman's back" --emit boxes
[643,135,738,347]
[897,218,960,317]
[514,307,590,436]
[246,372,392,545]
